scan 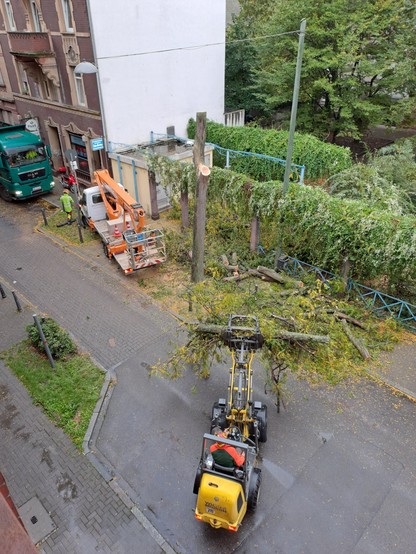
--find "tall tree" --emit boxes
[233,0,416,141]
[225,13,261,113]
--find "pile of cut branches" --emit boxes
[152,264,408,407]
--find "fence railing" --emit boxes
[150,132,306,184]
[224,109,245,127]
[281,256,416,331]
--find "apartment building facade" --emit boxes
[0,0,226,186]
[0,0,104,185]
[88,0,226,147]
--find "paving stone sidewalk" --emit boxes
[0,298,174,553]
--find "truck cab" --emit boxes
[0,125,55,201]
[80,186,108,222]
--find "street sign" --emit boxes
[25,118,40,137]
[91,137,104,151]
[65,148,78,162]
[69,160,78,171]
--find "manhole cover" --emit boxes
[17,497,55,545]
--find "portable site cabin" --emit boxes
[109,138,214,217]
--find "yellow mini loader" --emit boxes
[193,431,261,531]
[193,315,266,531]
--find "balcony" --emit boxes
[9,32,53,58]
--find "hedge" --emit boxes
[187,119,353,181]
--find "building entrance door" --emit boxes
[46,125,64,170]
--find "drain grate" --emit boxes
[17,497,56,545]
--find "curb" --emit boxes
[82,359,178,554]
[364,368,416,403]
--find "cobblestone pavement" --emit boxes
[0,201,178,553]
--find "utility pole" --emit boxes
[275,18,306,268]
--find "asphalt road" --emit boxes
[1,197,415,554]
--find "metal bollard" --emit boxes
[76,204,84,244]
[11,290,22,312]
[0,283,6,299]
[41,207,48,226]
[33,314,55,369]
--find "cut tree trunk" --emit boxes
[257,266,303,287]
[194,324,329,343]
[191,112,208,284]
[223,272,249,282]
[247,269,275,281]
[341,319,370,360]
[273,331,329,343]
[333,311,366,330]
[180,190,190,229]
[250,216,260,252]
[191,164,210,283]
[148,170,160,220]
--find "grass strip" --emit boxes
[1,341,105,449]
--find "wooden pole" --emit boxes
[148,170,160,220]
[191,112,209,283]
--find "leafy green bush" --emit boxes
[187,119,353,180]
[26,318,76,359]
[328,164,415,215]
[369,140,416,209]
[279,185,416,289]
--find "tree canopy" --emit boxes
[228,0,416,140]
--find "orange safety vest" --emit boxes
[210,443,245,467]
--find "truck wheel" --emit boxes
[103,243,110,258]
[81,215,89,229]
[256,405,268,443]
[193,463,202,495]
[247,468,262,511]
[210,401,226,432]
[0,184,12,201]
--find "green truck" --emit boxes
[0,124,55,201]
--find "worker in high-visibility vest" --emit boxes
[60,189,74,224]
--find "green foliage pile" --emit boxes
[27,317,76,359]
[2,341,104,449]
[187,119,352,180]
[153,276,407,396]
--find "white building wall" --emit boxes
[87,0,226,148]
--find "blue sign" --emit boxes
[91,137,104,151]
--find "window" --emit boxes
[0,69,4,87]
[5,0,16,30]
[69,133,89,177]
[61,0,73,32]
[6,145,46,167]
[74,71,86,106]
[32,80,41,98]
[18,66,31,95]
[31,1,41,32]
